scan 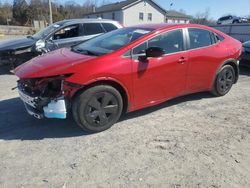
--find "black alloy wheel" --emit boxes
[85,92,119,126]
[212,65,235,96]
[73,85,123,133]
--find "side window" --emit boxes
[215,34,225,42]
[83,23,105,35]
[211,32,225,44]
[102,23,118,32]
[148,29,184,54]
[53,25,80,40]
[188,28,212,49]
[133,42,147,55]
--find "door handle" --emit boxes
[178,57,187,64]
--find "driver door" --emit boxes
[51,24,83,48]
[131,29,188,108]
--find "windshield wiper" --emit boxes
[72,47,98,56]
[27,36,34,39]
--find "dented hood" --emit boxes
[15,48,95,78]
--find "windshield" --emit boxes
[72,27,154,56]
[32,23,63,39]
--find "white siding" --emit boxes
[122,0,165,26]
[166,19,190,24]
[84,11,124,25]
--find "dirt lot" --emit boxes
[0,65,249,188]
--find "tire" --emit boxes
[72,85,123,133]
[211,65,235,97]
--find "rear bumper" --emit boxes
[18,88,67,119]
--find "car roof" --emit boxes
[129,23,208,31]
[54,18,119,26]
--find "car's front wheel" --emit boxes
[211,65,235,96]
[72,85,123,133]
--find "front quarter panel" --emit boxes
[65,54,133,109]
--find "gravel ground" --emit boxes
[0,65,249,188]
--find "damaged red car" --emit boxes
[15,24,242,133]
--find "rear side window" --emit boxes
[213,33,225,43]
[188,28,213,49]
[102,23,118,32]
[83,23,105,35]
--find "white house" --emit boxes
[166,10,191,24]
[83,0,191,26]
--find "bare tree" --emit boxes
[190,8,215,25]
[0,2,12,25]
[0,0,107,26]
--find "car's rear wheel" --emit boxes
[211,65,235,96]
[72,85,123,133]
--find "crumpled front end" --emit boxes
[17,75,78,119]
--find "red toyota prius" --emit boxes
[15,24,242,133]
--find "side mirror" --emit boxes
[145,47,164,58]
[35,39,45,51]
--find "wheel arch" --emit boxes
[215,58,239,84]
[72,79,130,114]
[223,59,239,83]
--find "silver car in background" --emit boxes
[0,19,122,69]
[217,15,248,25]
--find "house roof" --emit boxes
[166,10,192,19]
[85,0,167,15]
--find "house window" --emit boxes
[139,12,144,21]
[148,13,152,21]
[112,12,115,20]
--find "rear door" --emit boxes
[101,22,119,32]
[186,28,226,92]
[81,23,106,41]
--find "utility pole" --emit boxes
[49,0,53,25]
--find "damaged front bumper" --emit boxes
[18,86,67,119]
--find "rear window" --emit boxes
[102,23,118,32]
[83,23,105,35]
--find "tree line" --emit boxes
[0,0,249,26]
[0,0,106,26]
